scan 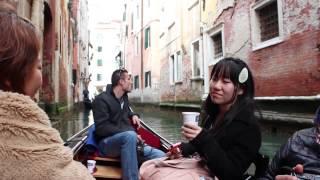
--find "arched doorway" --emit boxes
[41,1,54,110]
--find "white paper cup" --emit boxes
[182,112,200,126]
[87,160,96,174]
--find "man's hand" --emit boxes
[131,115,141,129]
[275,164,303,180]
[137,135,144,142]
[181,124,202,141]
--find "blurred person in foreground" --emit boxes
[259,106,320,180]
[0,1,94,179]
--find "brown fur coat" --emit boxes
[0,91,94,180]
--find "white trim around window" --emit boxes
[205,23,224,66]
[250,0,284,51]
[169,50,183,85]
[190,38,203,79]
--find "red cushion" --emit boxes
[137,127,161,148]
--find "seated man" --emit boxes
[259,106,320,180]
[92,69,165,180]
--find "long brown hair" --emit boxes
[0,1,40,94]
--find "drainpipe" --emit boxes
[140,0,144,102]
[200,0,207,100]
[199,0,209,101]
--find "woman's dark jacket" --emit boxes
[260,127,320,179]
[181,105,261,180]
[92,84,138,141]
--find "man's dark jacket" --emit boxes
[181,103,262,180]
[92,84,137,141]
[259,127,320,179]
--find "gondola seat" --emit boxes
[85,124,121,179]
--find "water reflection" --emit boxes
[51,105,308,159]
[136,106,183,143]
[51,108,93,141]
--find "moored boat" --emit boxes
[64,120,172,179]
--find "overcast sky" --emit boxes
[88,0,124,28]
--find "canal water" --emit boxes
[52,105,310,159]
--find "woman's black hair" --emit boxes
[201,57,257,129]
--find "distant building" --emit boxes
[121,0,162,103]
[88,0,122,98]
[70,0,90,104]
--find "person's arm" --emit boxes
[180,141,197,157]
[128,105,141,129]
[180,123,202,157]
[274,164,303,180]
[260,135,293,179]
[190,121,261,179]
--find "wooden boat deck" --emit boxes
[92,156,122,179]
[94,156,120,162]
[93,165,122,179]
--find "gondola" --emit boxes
[64,121,268,180]
[64,120,172,179]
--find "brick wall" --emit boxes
[249,30,320,96]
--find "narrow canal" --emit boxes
[52,105,310,159]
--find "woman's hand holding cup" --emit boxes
[181,112,201,141]
[182,123,202,141]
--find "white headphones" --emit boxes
[238,67,248,84]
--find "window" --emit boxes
[207,24,224,64]
[169,54,175,84]
[250,0,284,50]
[212,32,223,59]
[96,34,103,43]
[123,12,126,21]
[97,74,102,81]
[169,51,183,84]
[191,40,201,77]
[145,27,151,49]
[123,4,127,21]
[135,36,139,55]
[176,51,182,82]
[97,59,102,66]
[97,46,102,52]
[145,71,151,88]
[125,25,128,37]
[131,13,134,30]
[259,2,279,41]
[136,5,139,19]
[134,75,139,89]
